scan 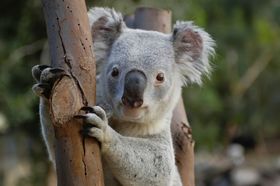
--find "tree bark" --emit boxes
[41,0,104,185]
[124,7,195,186]
[171,97,195,186]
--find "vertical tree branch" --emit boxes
[171,97,195,186]
[125,7,195,186]
[41,0,104,185]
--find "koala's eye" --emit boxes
[111,67,119,77]
[156,72,165,83]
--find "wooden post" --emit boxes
[41,0,104,185]
[125,7,195,186]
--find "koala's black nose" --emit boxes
[122,70,147,108]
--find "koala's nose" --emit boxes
[122,70,147,108]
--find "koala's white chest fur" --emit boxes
[109,116,172,137]
[101,118,177,186]
[102,123,172,186]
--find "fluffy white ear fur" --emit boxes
[173,21,215,86]
[88,7,126,75]
[88,7,123,28]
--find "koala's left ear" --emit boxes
[172,21,215,85]
[88,8,126,75]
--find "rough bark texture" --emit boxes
[124,7,195,186]
[171,97,195,186]
[41,0,104,185]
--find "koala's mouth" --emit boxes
[121,105,147,121]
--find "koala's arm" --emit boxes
[39,98,56,164]
[103,132,181,186]
[79,106,181,186]
[32,65,67,165]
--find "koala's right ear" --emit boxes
[88,8,126,75]
[172,21,215,86]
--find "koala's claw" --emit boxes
[32,65,69,99]
[75,113,105,129]
[80,106,106,120]
[75,106,109,143]
[84,127,103,141]
[74,114,87,119]
[49,68,65,74]
[32,83,51,98]
[40,67,68,83]
[80,106,95,113]
[32,65,50,82]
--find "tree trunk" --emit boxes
[124,7,195,186]
[41,0,104,185]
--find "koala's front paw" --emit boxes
[75,106,114,145]
[31,65,68,99]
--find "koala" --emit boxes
[32,7,215,186]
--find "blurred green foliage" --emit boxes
[0,0,279,163]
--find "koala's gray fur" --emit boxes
[32,7,215,186]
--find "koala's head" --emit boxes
[89,8,215,124]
